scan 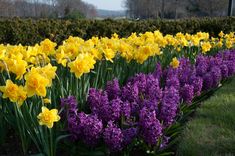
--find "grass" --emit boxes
[176,78,235,156]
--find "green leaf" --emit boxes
[30,153,45,156]
[56,134,71,145]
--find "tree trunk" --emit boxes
[175,0,178,19]
[161,0,165,18]
[228,0,233,16]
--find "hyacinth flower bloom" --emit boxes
[61,50,235,153]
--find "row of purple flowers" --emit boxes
[60,49,235,154]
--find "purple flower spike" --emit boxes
[77,113,103,146]
[122,127,138,146]
[180,84,194,104]
[190,76,203,96]
[160,87,180,126]
[61,96,78,111]
[106,78,121,100]
[139,107,162,146]
[103,121,123,151]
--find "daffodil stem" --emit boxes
[49,128,54,156]
[13,104,28,155]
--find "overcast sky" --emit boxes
[83,0,125,10]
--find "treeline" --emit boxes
[0,17,234,45]
[0,0,97,19]
[125,0,230,19]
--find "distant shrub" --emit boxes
[0,17,234,45]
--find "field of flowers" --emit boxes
[0,30,235,155]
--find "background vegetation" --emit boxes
[0,17,234,45]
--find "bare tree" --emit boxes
[187,0,229,17]
[0,0,97,18]
[125,0,229,19]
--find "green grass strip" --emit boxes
[177,78,235,156]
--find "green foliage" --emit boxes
[0,17,234,45]
[64,10,85,20]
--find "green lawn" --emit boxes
[177,78,235,156]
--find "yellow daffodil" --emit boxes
[201,42,212,54]
[37,106,60,128]
[5,57,28,80]
[40,39,57,55]
[226,40,232,49]
[17,86,27,106]
[43,98,51,104]
[217,41,223,48]
[36,64,57,87]
[0,80,19,103]
[24,68,49,97]
[191,36,200,46]
[55,49,68,67]
[103,48,116,62]
[0,80,27,107]
[170,57,180,69]
[68,53,96,78]
[218,31,224,38]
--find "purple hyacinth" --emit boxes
[87,88,109,113]
[105,78,121,100]
[109,98,122,121]
[103,121,123,151]
[225,61,235,77]
[178,58,195,85]
[121,82,139,103]
[180,84,194,104]
[153,62,162,80]
[121,101,131,119]
[122,74,162,115]
[122,127,138,146]
[159,87,180,127]
[129,101,141,116]
[165,67,179,78]
[196,55,209,76]
[141,99,159,112]
[179,67,195,86]
[160,136,170,149]
[60,96,78,111]
[165,75,180,89]
[220,64,229,79]
[77,113,103,146]
[210,66,222,87]
[208,57,223,68]
[202,72,213,90]
[145,74,162,102]
[139,107,162,145]
[68,115,80,140]
[61,96,79,140]
[190,76,203,96]
[130,73,147,93]
[88,88,122,122]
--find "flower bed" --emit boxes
[0,30,234,155]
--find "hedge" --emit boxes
[0,17,234,45]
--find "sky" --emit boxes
[83,0,125,11]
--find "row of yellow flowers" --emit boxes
[0,31,234,80]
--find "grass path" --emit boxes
[177,78,235,156]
